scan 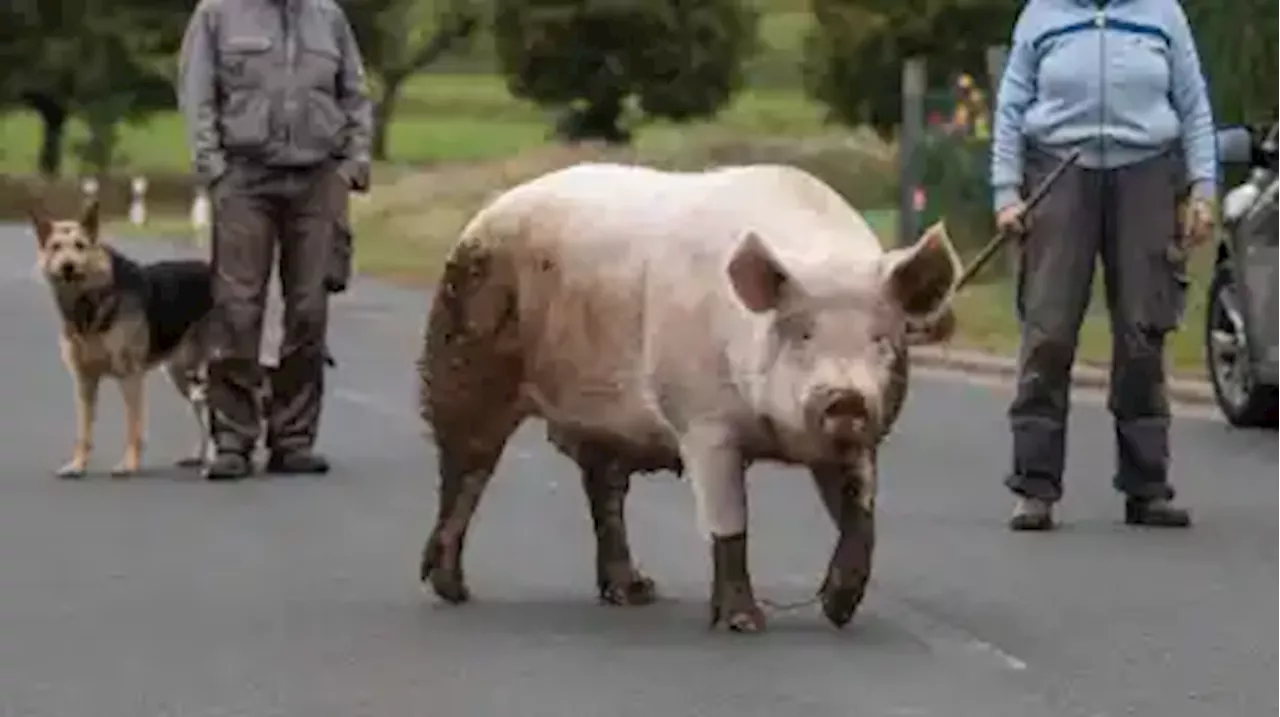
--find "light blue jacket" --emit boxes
[990,0,1217,211]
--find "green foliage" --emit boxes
[1184,0,1277,124]
[802,0,1018,137]
[492,0,760,143]
[338,0,484,159]
[0,0,186,175]
[916,131,996,268]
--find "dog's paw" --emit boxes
[55,461,87,479]
[110,460,139,478]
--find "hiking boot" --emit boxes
[1009,497,1054,532]
[1124,497,1191,528]
[265,450,330,475]
[204,452,252,482]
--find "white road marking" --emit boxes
[871,593,1030,673]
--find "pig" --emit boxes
[417,162,961,633]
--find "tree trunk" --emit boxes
[372,74,406,162]
[554,93,631,145]
[25,94,67,178]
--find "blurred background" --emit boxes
[0,0,1275,375]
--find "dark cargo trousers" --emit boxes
[208,160,344,457]
[1006,147,1188,503]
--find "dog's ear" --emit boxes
[27,201,52,247]
[79,197,101,242]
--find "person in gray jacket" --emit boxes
[177,0,373,480]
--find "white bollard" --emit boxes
[129,176,148,226]
[190,189,211,230]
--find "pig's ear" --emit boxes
[727,230,792,313]
[881,221,961,320]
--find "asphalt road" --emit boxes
[0,226,1275,717]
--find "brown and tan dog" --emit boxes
[30,198,216,478]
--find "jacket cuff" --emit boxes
[1188,179,1216,202]
[992,186,1022,213]
[339,160,371,193]
[197,154,227,188]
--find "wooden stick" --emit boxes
[954,147,1083,292]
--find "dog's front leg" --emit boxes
[59,370,100,478]
[112,372,146,477]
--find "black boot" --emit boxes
[205,452,252,482]
[1124,497,1191,527]
[266,450,330,475]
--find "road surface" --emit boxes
[0,227,1274,717]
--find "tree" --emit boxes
[0,0,185,177]
[492,0,758,144]
[1184,0,1277,125]
[802,0,1018,138]
[340,0,481,160]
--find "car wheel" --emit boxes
[1205,269,1278,428]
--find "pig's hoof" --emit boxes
[420,535,470,605]
[820,578,867,629]
[599,572,658,606]
[430,573,472,605]
[710,597,767,633]
[723,605,767,633]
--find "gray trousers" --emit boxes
[1006,147,1188,503]
[208,160,342,456]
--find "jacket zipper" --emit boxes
[281,1,296,147]
[1096,4,1106,167]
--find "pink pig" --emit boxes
[417,162,961,632]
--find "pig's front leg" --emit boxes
[810,451,877,628]
[683,427,765,633]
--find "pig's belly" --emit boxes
[519,370,682,473]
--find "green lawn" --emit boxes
[0,72,829,177]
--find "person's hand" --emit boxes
[1181,196,1216,250]
[338,160,371,193]
[995,201,1026,236]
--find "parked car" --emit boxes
[1205,122,1278,428]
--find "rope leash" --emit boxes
[760,592,824,613]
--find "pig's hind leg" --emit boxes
[417,241,525,605]
[809,453,877,629]
[567,440,658,606]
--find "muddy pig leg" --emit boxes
[683,427,764,633]
[810,451,877,628]
[575,449,657,606]
[419,408,520,604]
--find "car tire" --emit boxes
[1205,269,1278,428]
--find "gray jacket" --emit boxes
[177,0,373,188]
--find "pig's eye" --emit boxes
[775,313,814,343]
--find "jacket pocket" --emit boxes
[220,92,272,150]
[218,36,274,89]
[301,90,344,153]
[1145,249,1190,333]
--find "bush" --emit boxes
[492,0,759,144]
[915,131,999,278]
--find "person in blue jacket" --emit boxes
[990,0,1217,531]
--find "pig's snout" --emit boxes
[809,389,877,452]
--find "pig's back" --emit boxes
[459,162,881,447]
[475,161,883,283]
